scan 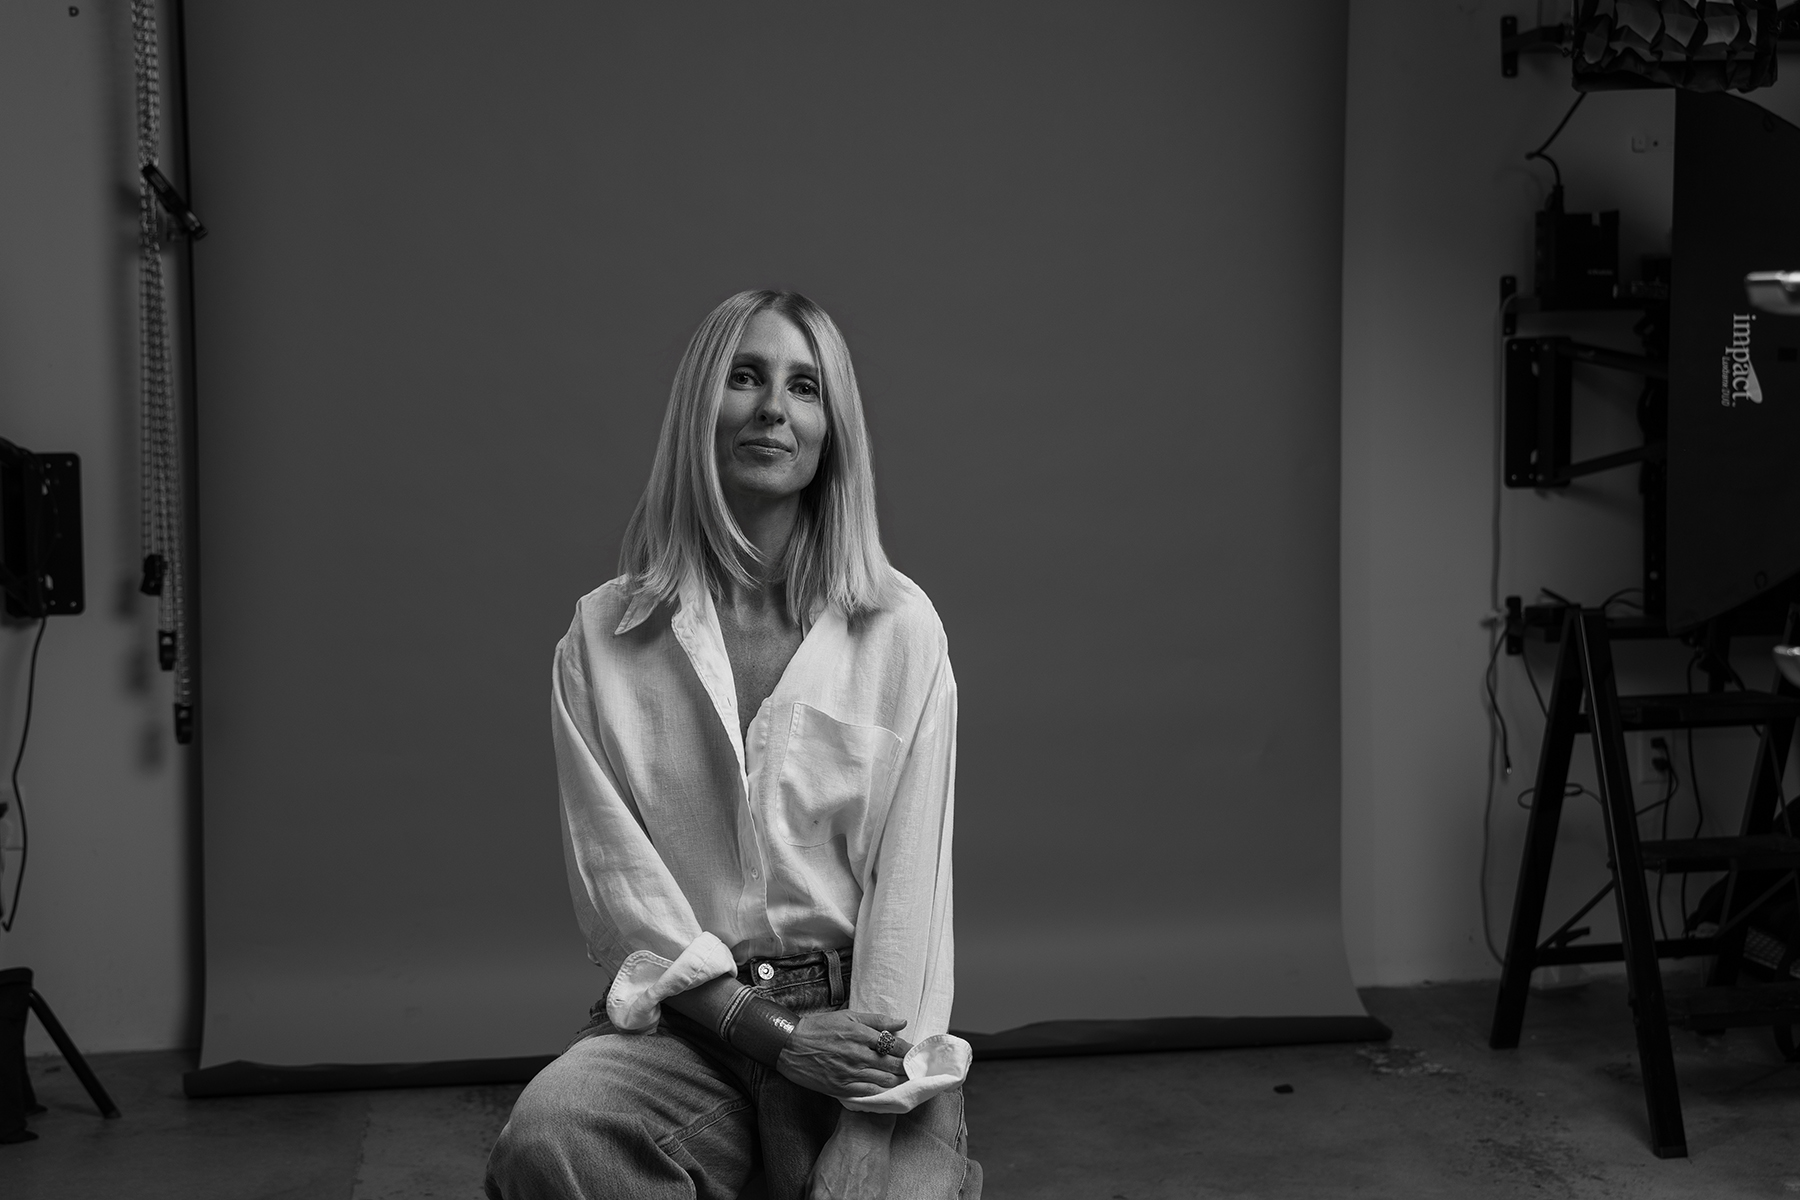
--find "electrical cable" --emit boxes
[1485,632,1513,778]
[1480,579,1646,962]
[2,618,47,934]
[1480,281,1519,970]
[1481,628,1510,968]
[1480,763,1506,968]
[1516,782,1602,812]
[1653,745,1679,942]
[1516,589,1637,728]
[1680,653,1710,929]
[1600,587,1645,612]
[1526,92,1587,194]
[1492,779,1602,968]
[1635,760,1679,818]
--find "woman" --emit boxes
[486,290,978,1200]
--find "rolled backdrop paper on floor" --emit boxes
[181,1,1380,1092]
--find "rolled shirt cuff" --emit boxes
[605,932,737,1032]
[839,1033,973,1114]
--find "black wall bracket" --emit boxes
[0,441,84,620]
[1503,336,1666,489]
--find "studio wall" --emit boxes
[0,0,195,1057]
[184,1,1365,1073]
[20,3,1800,1066]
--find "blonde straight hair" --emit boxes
[619,290,893,624]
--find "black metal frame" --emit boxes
[1491,605,1800,1158]
[0,440,84,620]
[1503,337,1666,489]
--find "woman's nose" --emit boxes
[753,391,786,424]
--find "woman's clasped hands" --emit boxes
[776,1009,912,1098]
[779,1011,913,1200]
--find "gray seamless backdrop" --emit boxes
[186,2,1362,1069]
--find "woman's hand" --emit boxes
[776,1010,912,1099]
[808,1110,897,1200]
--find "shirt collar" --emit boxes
[612,572,830,636]
[613,584,664,635]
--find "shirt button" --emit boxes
[756,962,775,981]
[750,869,759,878]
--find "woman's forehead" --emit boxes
[733,310,816,369]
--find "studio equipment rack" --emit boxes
[1490,604,1800,1159]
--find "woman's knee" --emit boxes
[488,1089,574,1189]
[884,1089,977,1200]
[489,1099,668,1197]
[488,1066,650,1190]
[494,1083,581,1156]
[486,1031,755,1198]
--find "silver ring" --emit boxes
[875,1030,896,1057]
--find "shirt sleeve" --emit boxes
[552,624,707,979]
[847,647,958,1039]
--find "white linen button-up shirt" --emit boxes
[552,570,958,1038]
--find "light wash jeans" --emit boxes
[485,950,981,1200]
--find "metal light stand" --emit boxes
[0,968,120,1143]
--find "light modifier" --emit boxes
[1744,270,1800,316]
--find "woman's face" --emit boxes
[714,309,829,509]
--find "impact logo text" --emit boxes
[1722,312,1763,407]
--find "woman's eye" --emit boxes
[790,378,819,399]
[730,368,758,387]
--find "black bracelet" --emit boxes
[720,988,799,1066]
[717,984,756,1039]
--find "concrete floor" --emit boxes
[6,977,1800,1198]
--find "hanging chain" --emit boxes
[133,0,194,742]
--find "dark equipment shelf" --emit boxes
[1641,835,1800,873]
[1614,692,1800,731]
[1490,605,1800,1158]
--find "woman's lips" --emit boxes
[741,439,790,454]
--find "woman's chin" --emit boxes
[723,470,815,504]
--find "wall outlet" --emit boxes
[1632,733,1673,786]
[1630,131,1664,153]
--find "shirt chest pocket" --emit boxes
[771,703,904,848]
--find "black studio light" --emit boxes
[1665,93,1800,629]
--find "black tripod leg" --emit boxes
[1580,610,1687,1159]
[27,992,120,1119]
[1492,613,1585,1049]
[0,970,34,1143]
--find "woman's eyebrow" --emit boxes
[731,351,818,375]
